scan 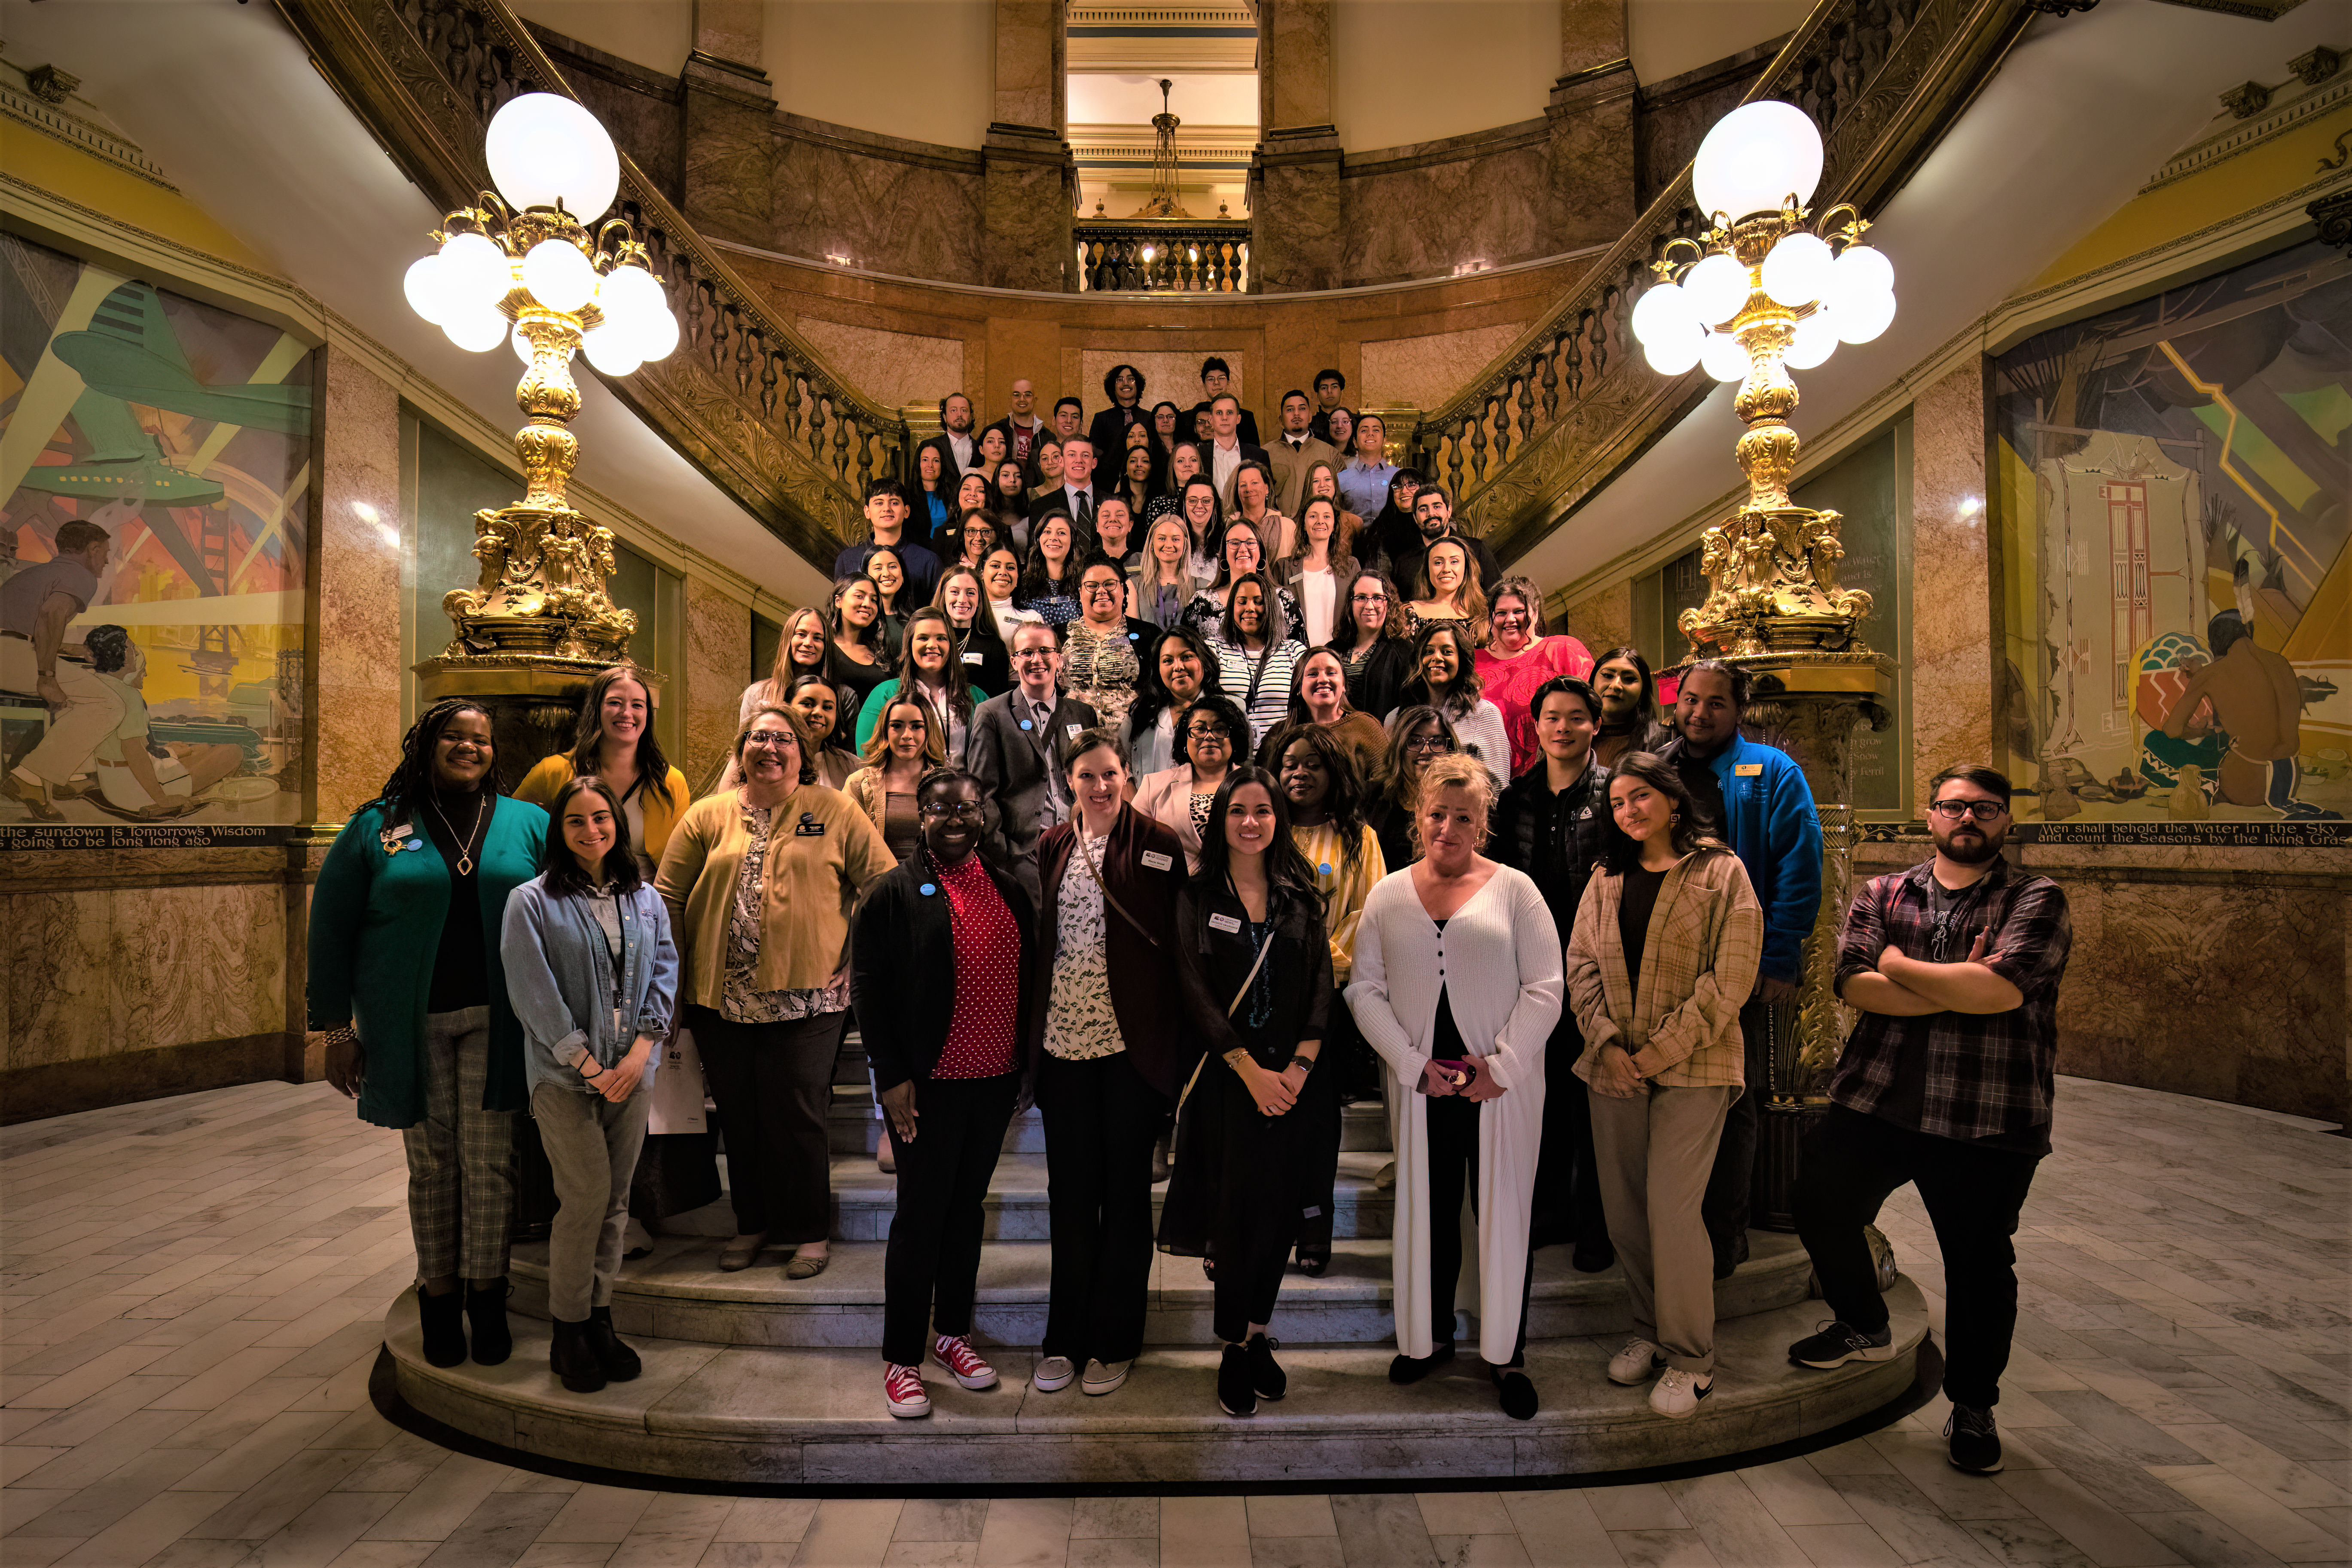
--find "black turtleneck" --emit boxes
[424,784,492,1012]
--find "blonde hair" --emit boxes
[1410,753,1495,853]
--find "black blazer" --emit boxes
[1173,879,1332,1075]
[1330,635,1415,721]
[918,432,985,480]
[1191,403,1262,448]
[852,854,1037,1092]
[1024,805,1190,1097]
[967,687,1103,905]
[951,617,1013,699]
[1086,406,1150,470]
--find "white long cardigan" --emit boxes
[1345,865,1563,1362]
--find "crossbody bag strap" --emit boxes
[1073,827,1159,948]
[1225,924,1273,1018]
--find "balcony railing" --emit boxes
[1409,0,2032,561]
[1077,220,1252,293]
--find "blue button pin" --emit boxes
[1019,719,1034,730]
[920,883,937,897]
[1319,862,1333,876]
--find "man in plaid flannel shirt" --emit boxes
[1786,763,2071,1477]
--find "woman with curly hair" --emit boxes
[1125,625,1222,780]
[1399,621,1511,790]
[1475,577,1595,779]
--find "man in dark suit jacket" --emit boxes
[967,617,1102,906]
[1201,394,1269,513]
[1187,356,1260,448]
[917,392,983,482]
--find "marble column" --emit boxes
[312,347,404,827]
[1910,359,1997,802]
[682,0,777,249]
[983,0,1075,292]
[684,574,751,790]
[1253,0,1341,294]
[1546,0,1637,253]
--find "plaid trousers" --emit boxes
[401,1006,517,1281]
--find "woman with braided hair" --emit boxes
[307,698,549,1372]
[851,765,1039,1418]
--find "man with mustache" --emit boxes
[1786,763,2071,1480]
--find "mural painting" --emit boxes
[1993,238,2350,838]
[0,234,312,845]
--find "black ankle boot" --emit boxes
[586,1305,641,1382]
[464,1278,512,1366]
[416,1284,466,1368]
[549,1318,605,1393]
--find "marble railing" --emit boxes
[1409,0,2030,561]
[281,0,911,567]
[1075,220,1253,294]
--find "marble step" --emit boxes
[661,1149,1398,1243]
[384,1277,1925,1485]
[818,1095,1394,1156]
[506,1226,1817,1348]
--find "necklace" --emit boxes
[427,789,487,878]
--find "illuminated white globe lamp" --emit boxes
[442,306,510,354]
[485,92,621,220]
[1700,331,1750,383]
[1643,322,1707,377]
[436,231,513,311]
[1681,253,1750,327]
[1692,99,1823,223]
[1784,307,1840,370]
[1834,287,1897,345]
[522,238,598,313]
[1760,229,1834,308]
[403,255,454,324]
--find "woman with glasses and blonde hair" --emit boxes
[1347,753,1563,1421]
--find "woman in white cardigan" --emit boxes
[1345,753,1563,1419]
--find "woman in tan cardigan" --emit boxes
[1565,752,1762,1421]
[655,706,894,1279]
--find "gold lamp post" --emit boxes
[400,93,682,781]
[1632,101,1901,1227]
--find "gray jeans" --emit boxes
[531,1082,651,1321]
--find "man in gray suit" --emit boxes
[967,617,1102,905]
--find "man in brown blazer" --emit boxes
[1264,388,1339,519]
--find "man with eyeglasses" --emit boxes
[967,618,1101,905]
[1788,764,2071,1479]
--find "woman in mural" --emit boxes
[307,699,548,1370]
[76,625,246,817]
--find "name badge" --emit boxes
[1141,850,1173,871]
[1065,723,1082,739]
[1209,912,1242,933]
[1735,763,1763,777]
[795,819,827,836]
[963,652,985,664]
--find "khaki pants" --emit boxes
[0,641,122,787]
[1589,1083,1735,1375]
[533,1081,652,1322]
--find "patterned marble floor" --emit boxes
[1,1074,2344,1568]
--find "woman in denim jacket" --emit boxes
[500,775,681,1394]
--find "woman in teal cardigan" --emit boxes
[307,699,547,1371]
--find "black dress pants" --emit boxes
[688,1004,842,1246]
[1037,1051,1169,1367]
[1424,1094,1533,1368]
[881,1071,1018,1367]
[1529,1014,1609,1253]
[1699,999,1769,1268]
[1793,1105,2043,1409]
[1292,988,1352,1260]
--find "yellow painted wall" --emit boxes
[768,0,994,150]
[1331,0,1559,151]
[2030,98,2352,291]
[3,130,279,278]
[511,0,693,73]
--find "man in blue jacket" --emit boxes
[1661,659,1824,1278]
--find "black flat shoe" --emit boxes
[464,1278,512,1366]
[1387,1342,1455,1385]
[1217,1343,1256,1417]
[1295,1245,1329,1278]
[1493,1366,1538,1420]
[1573,1240,1616,1274]
[549,1317,605,1393]
[416,1284,466,1368]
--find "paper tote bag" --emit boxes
[648,1026,709,1136]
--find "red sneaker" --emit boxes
[930,1333,999,1391]
[884,1363,930,1418]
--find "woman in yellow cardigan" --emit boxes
[514,666,691,876]
[656,705,894,1279]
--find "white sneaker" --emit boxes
[1608,1336,1666,1385]
[1031,1354,1077,1392]
[1650,1367,1713,1418]
[1081,1358,1132,1396]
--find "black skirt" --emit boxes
[1157,1046,1334,1263]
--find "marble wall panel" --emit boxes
[773,132,984,284]
[794,319,965,409]
[5,883,287,1072]
[1558,580,1634,656]
[980,157,1072,293]
[1257,160,1344,294]
[1340,137,1550,287]
[684,575,751,790]
[1261,0,1336,130]
[1911,360,1997,793]
[1078,351,1251,421]
[683,85,778,250]
[1361,324,1523,413]
[991,0,1061,131]
[315,348,404,827]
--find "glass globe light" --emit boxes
[1761,230,1835,308]
[484,92,621,220]
[1825,244,1894,310]
[1681,253,1750,327]
[1692,100,1824,223]
[582,320,643,377]
[1836,288,1897,344]
[403,254,453,324]
[1631,282,1699,347]
[1785,307,1840,370]
[1643,322,1706,377]
[437,232,513,310]
[442,306,510,354]
[522,239,598,313]
[631,304,680,363]
[509,323,534,363]
[1700,330,1751,383]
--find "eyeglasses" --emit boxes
[1012,649,1056,663]
[1352,592,1388,606]
[742,734,797,750]
[1406,734,1450,753]
[918,801,985,820]
[1082,582,1122,598]
[1186,727,1231,743]
[1928,799,2007,822]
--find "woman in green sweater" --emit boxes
[307,699,548,1370]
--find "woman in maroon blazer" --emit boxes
[1023,726,1192,1399]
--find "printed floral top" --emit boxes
[1044,831,1123,1059]
[1063,622,1142,729]
[720,801,848,1024]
